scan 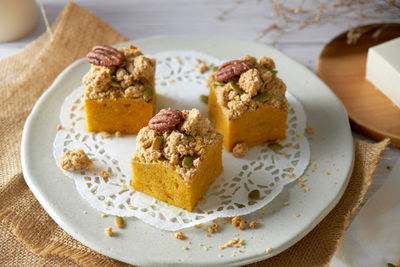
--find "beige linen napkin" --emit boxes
[0,2,389,266]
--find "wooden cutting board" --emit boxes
[317,23,400,147]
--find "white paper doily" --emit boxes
[53,50,310,231]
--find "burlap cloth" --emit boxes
[0,2,390,266]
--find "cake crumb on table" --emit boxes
[115,131,123,137]
[98,170,110,179]
[104,226,113,236]
[174,231,186,240]
[57,124,62,131]
[266,247,273,253]
[182,246,189,250]
[60,148,93,171]
[283,201,289,206]
[232,216,246,230]
[232,142,248,158]
[249,221,257,229]
[294,213,300,217]
[101,213,108,218]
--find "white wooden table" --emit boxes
[1,0,399,265]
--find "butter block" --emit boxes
[366,37,400,108]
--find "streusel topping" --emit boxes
[83,45,156,101]
[208,55,288,120]
[134,108,223,182]
[60,148,93,171]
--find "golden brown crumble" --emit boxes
[249,221,257,229]
[83,45,156,101]
[134,108,223,182]
[98,170,110,179]
[219,238,244,250]
[294,213,300,217]
[57,124,62,131]
[101,213,108,218]
[114,216,125,228]
[266,247,272,253]
[100,131,112,139]
[283,201,289,206]
[115,131,122,137]
[305,123,314,135]
[174,231,186,240]
[104,226,113,236]
[182,246,189,250]
[207,222,219,233]
[231,216,246,230]
[232,142,248,158]
[208,55,288,120]
[60,148,93,171]
[197,62,209,73]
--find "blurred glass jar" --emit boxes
[0,0,38,42]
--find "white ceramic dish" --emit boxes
[21,37,354,266]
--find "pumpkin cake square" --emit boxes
[131,108,223,211]
[207,55,288,151]
[83,45,156,134]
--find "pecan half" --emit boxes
[86,45,125,66]
[214,60,253,82]
[148,109,184,131]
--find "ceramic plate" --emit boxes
[21,37,354,266]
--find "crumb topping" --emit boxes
[231,216,247,230]
[104,226,113,236]
[114,216,125,228]
[232,142,248,158]
[60,148,93,171]
[208,55,288,120]
[249,221,257,229]
[174,231,186,240]
[207,222,220,233]
[83,45,156,101]
[134,108,223,182]
[98,170,110,179]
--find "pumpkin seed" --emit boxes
[229,82,243,94]
[213,80,225,86]
[200,94,208,104]
[268,143,283,151]
[248,190,260,200]
[143,87,153,101]
[186,135,195,142]
[153,136,164,150]
[182,156,194,168]
[114,216,125,228]
[212,66,218,72]
[267,68,278,75]
[109,80,121,88]
[253,92,270,102]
